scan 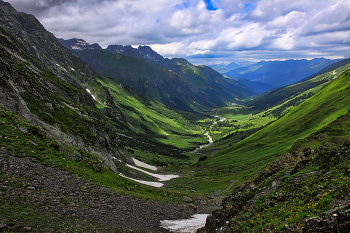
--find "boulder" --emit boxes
[182,196,192,203]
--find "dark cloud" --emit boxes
[6,0,350,64]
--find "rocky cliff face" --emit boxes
[58,38,102,51]
[0,1,132,171]
[106,45,165,63]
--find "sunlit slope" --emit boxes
[86,76,207,152]
[201,69,350,182]
[74,49,240,112]
[195,62,350,156]
[249,59,350,111]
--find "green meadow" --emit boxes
[165,68,350,195]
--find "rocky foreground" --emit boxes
[198,142,350,232]
[0,147,197,232]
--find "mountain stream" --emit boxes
[191,114,225,153]
[116,114,226,232]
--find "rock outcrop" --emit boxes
[198,141,350,232]
[0,1,133,171]
[58,38,102,51]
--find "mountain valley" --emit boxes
[1,1,350,232]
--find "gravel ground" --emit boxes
[0,148,197,232]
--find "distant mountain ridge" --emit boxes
[247,57,350,112]
[209,58,342,90]
[226,77,275,94]
[59,38,258,111]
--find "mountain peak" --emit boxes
[106,44,164,63]
[105,45,131,54]
[58,38,102,51]
[169,58,192,66]
[0,1,14,11]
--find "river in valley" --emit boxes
[116,115,227,232]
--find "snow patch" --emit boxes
[116,158,178,187]
[86,88,103,105]
[119,173,164,188]
[55,63,67,72]
[132,158,157,171]
[162,130,169,136]
[160,214,210,233]
[126,164,179,182]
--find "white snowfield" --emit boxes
[132,158,157,171]
[160,214,210,233]
[126,163,179,181]
[118,173,164,188]
[117,157,179,188]
[118,159,210,232]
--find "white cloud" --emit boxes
[151,42,185,57]
[6,0,350,64]
[267,11,306,29]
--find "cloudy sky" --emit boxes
[6,0,350,64]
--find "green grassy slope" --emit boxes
[195,61,350,157]
[170,62,256,101]
[103,45,258,104]
[0,106,204,232]
[74,49,233,112]
[0,26,125,163]
[249,59,350,111]
[92,77,208,153]
[0,106,193,202]
[196,69,350,191]
[199,109,350,232]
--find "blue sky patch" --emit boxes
[243,3,256,13]
[204,0,217,11]
[175,1,190,10]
